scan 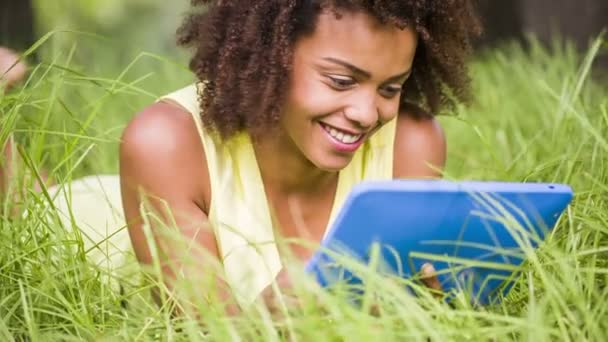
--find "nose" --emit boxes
[343,94,379,130]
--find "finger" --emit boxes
[276,268,293,290]
[420,263,442,293]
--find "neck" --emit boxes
[252,130,337,194]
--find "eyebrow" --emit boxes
[322,57,412,82]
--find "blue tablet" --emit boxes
[305,180,573,305]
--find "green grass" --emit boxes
[1,33,607,341]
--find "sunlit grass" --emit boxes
[1,33,606,340]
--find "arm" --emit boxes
[1,48,28,199]
[393,106,447,295]
[392,106,447,179]
[119,102,239,315]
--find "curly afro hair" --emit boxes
[177,0,481,139]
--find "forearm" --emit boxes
[0,136,13,198]
[149,257,241,317]
[130,206,239,316]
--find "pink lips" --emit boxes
[319,122,365,153]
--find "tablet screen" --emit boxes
[306,180,573,305]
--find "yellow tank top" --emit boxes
[161,84,397,306]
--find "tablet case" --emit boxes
[305,180,573,305]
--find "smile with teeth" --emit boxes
[320,123,363,144]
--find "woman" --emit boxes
[3,0,480,313]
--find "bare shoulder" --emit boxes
[392,103,447,179]
[120,100,210,208]
[120,101,217,272]
[121,101,201,159]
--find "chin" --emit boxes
[311,154,353,172]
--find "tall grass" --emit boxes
[0,33,606,340]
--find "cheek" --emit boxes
[289,87,337,120]
[379,100,400,122]
[288,69,341,117]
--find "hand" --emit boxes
[420,263,444,298]
[260,267,300,315]
[0,47,28,92]
[366,264,443,316]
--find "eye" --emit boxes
[379,85,402,99]
[327,75,356,90]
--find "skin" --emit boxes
[1,47,28,198]
[120,9,446,313]
[0,47,28,92]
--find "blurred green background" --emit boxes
[34,0,189,61]
[24,0,607,77]
[4,0,198,177]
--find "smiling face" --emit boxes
[279,9,418,172]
